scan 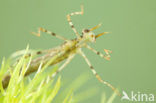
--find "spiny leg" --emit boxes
[85,45,112,60]
[67,5,84,38]
[31,27,68,41]
[50,54,75,78]
[79,50,121,96]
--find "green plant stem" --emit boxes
[2,51,67,89]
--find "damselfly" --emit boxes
[2,5,120,96]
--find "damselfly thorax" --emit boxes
[27,32,97,74]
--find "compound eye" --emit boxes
[84,29,90,33]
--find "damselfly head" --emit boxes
[82,29,96,42]
[82,23,109,43]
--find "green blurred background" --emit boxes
[0,0,156,102]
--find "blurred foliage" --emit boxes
[0,46,116,103]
